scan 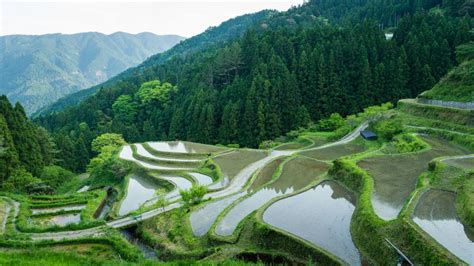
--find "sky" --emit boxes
[0,0,303,38]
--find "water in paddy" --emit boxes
[358,136,468,220]
[263,181,360,265]
[135,144,201,162]
[189,192,245,236]
[77,185,90,193]
[412,190,474,264]
[162,175,193,199]
[119,146,191,170]
[215,158,328,236]
[31,204,86,215]
[299,138,367,161]
[34,213,81,226]
[119,174,158,216]
[188,172,213,186]
[147,141,223,154]
[208,176,229,190]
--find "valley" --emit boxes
[0,0,473,264]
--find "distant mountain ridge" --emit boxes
[0,32,185,114]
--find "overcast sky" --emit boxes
[0,1,303,37]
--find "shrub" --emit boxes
[317,113,345,131]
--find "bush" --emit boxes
[392,134,427,153]
[2,169,42,194]
[373,118,403,140]
[258,140,279,149]
[40,165,75,190]
[180,185,208,206]
[318,113,345,131]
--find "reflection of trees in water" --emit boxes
[327,182,356,204]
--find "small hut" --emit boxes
[360,130,377,140]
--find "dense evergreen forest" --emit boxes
[0,96,76,194]
[34,0,472,173]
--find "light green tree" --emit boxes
[179,185,208,206]
[91,133,126,153]
[136,80,177,105]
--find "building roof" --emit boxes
[360,130,377,139]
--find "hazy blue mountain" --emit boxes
[0,32,185,114]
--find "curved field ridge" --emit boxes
[135,143,202,162]
[119,146,193,171]
[263,181,360,265]
[358,136,469,220]
[412,190,474,264]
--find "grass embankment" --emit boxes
[398,99,474,127]
[5,191,108,233]
[0,229,143,263]
[329,159,465,264]
[420,57,474,103]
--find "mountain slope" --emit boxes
[0,32,185,114]
[35,10,275,116]
[35,0,472,173]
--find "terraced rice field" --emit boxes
[358,136,468,220]
[210,150,267,189]
[263,181,360,265]
[119,146,193,171]
[0,200,9,234]
[443,157,474,170]
[31,213,81,227]
[299,138,367,160]
[412,190,474,264]
[190,192,246,237]
[119,174,162,216]
[247,158,285,193]
[31,204,86,215]
[214,157,329,236]
[147,141,225,154]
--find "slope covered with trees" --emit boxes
[35,0,472,173]
[0,32,184,114]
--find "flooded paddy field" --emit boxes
[412,189,474,264]
[31,204,86,215]
[147,141,225,154]
[212,150,267,185]
[358,137,468,220]
[263,181,360,265]
[215,157,329,236]
[299,138,367,160]
[118,174,161,216]
[31,213,81,227]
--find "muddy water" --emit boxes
[413,190,474,264]
[189,192,246,236]
[119,174,158,216]
[358,136,468,220]
[263,181,360,265]
[215,158,329,236]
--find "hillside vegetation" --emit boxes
[0,32,184,114]
[421,42,474,102]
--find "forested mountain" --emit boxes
[0,32,184,114]
[420,42,474,102]
[35,11,275,116]
[35,0,473,173]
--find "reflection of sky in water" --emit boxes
[413,190,474,264]
[372,193,401,220]
[119,174,157,216]
[188,172,213,186]
[208,176,229,190]
[135,144,200,162]
[215,187,291,236]
[119,146,191,170]
[263,182,360,266]
[190,192,246,236]
[148,141,197,153]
